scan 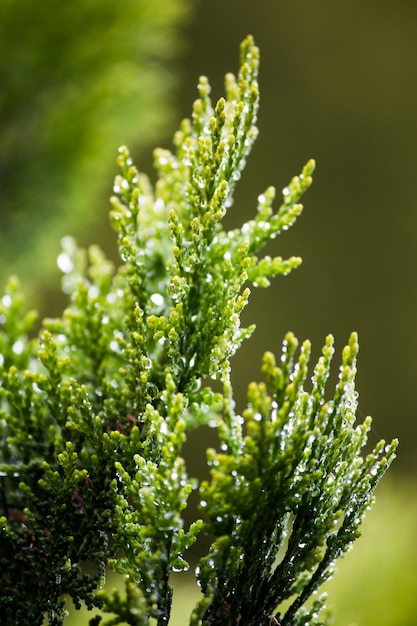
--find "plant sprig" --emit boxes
[0,36,397,626]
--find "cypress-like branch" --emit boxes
[0,36,397,626]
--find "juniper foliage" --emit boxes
[0,37,397,626]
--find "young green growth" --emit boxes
[0,36,396,626]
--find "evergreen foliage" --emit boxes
[0,37,397,626]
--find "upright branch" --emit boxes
[0,36,397,626]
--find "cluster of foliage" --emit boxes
[0,37,397,626]
[0,0,193,291]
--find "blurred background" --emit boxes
[1,1,416,624]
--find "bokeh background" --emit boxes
[1,1,416,624]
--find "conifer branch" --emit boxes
[0,36,397,626]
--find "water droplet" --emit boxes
[257,220,270,232]
[57,252,74,273]
[150,293,164,307]
[154,198,165,213]
[12,340,24,355]
[142,358,152,370]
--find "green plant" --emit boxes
[0,36,397,626]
